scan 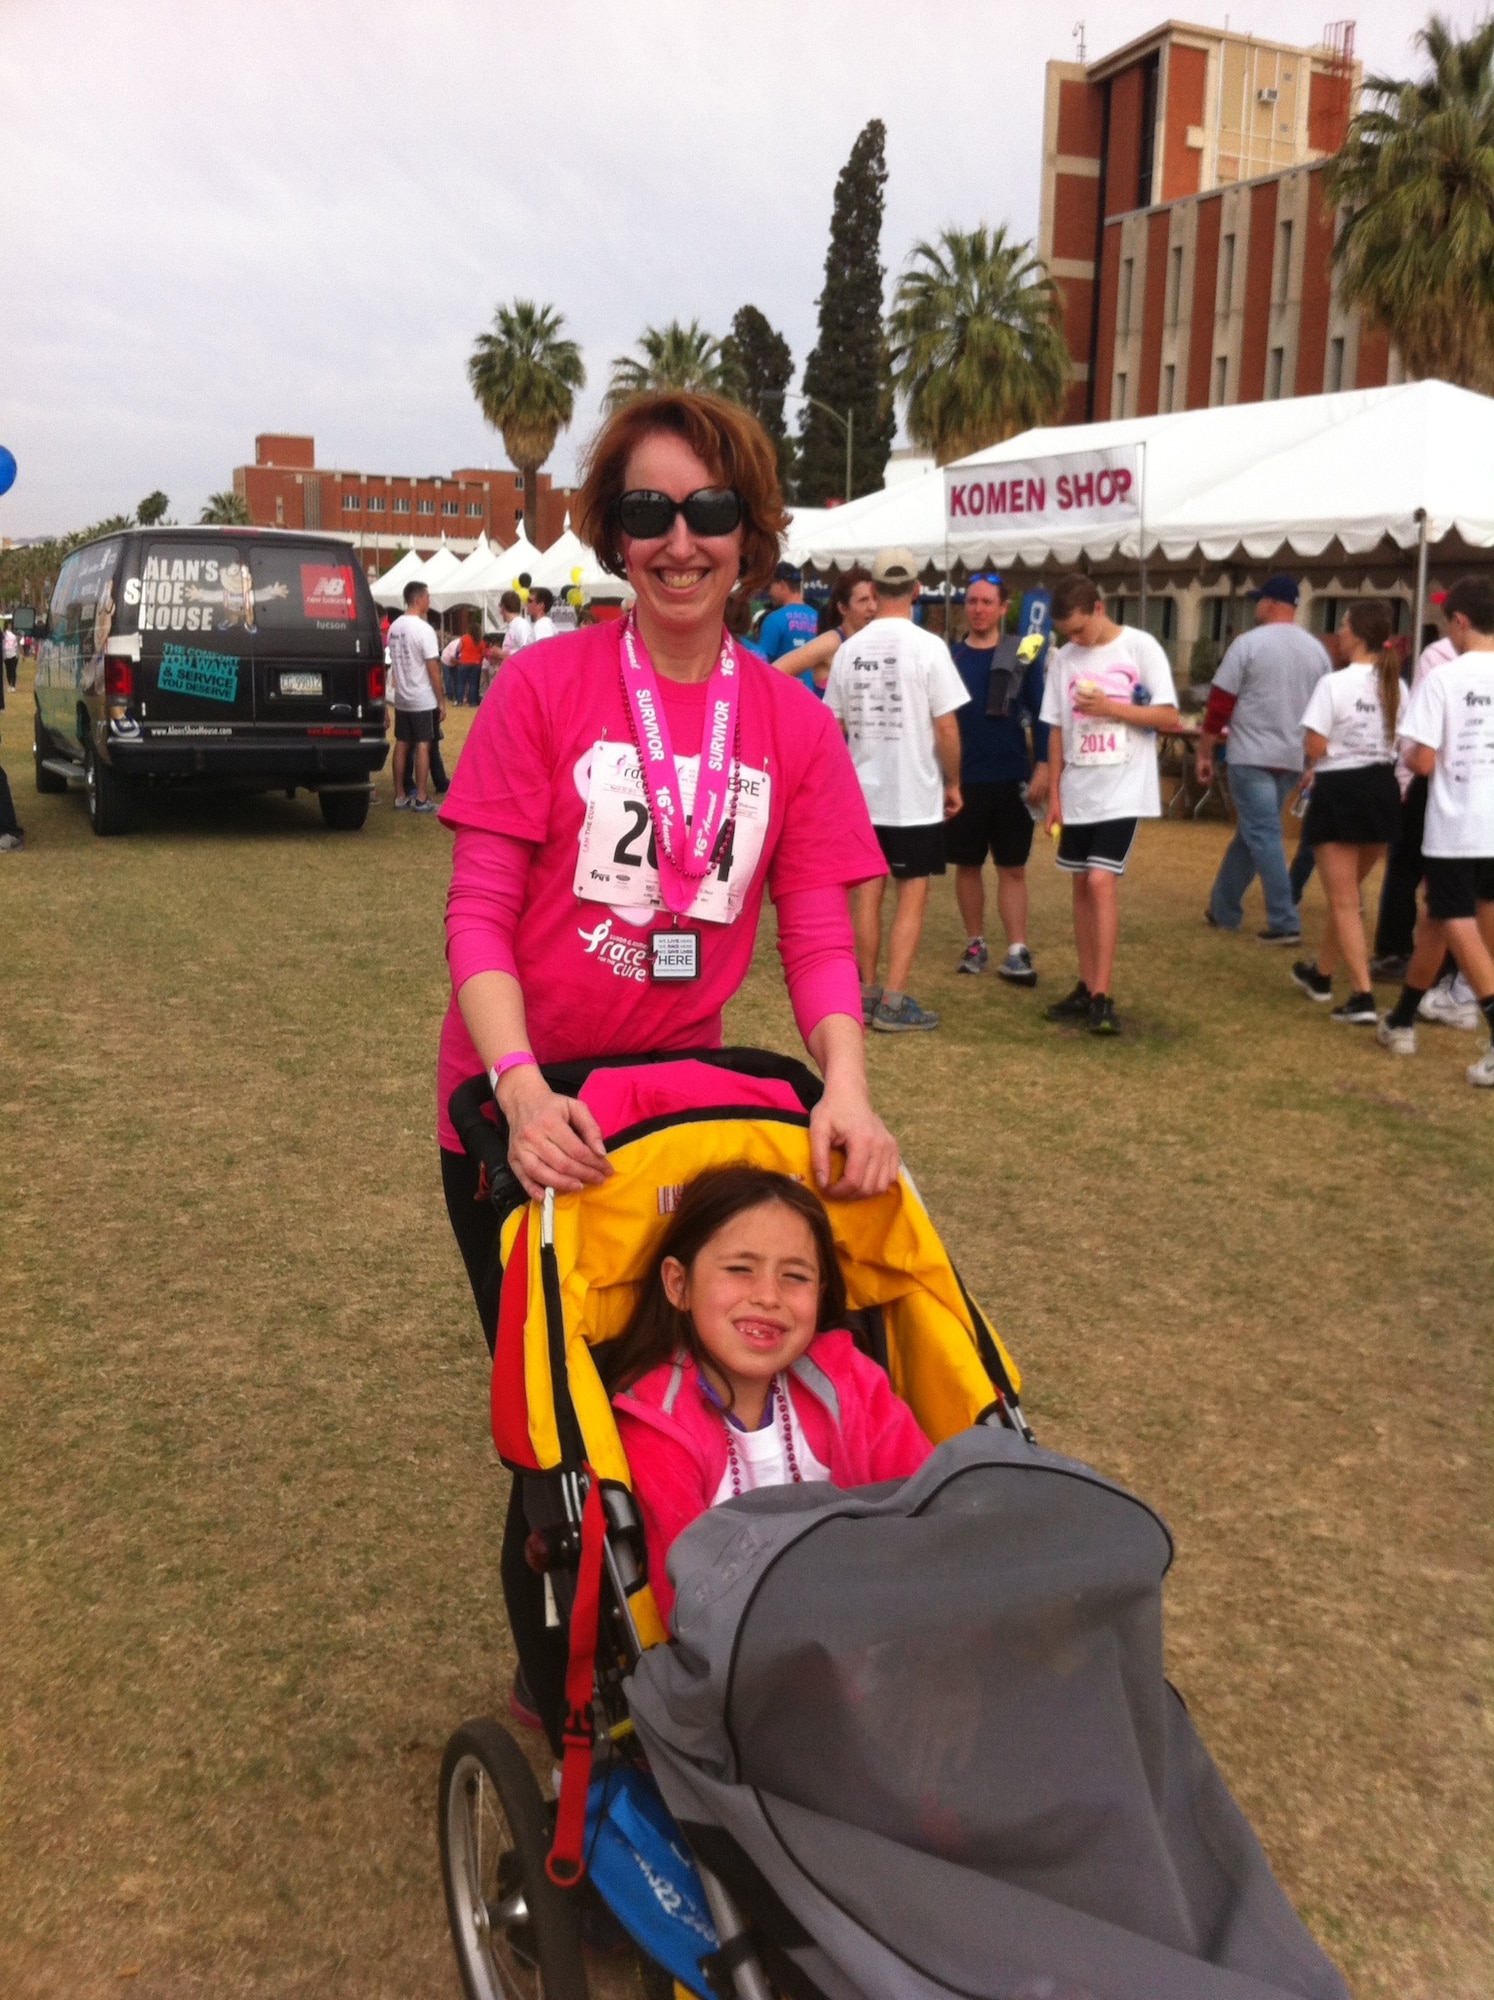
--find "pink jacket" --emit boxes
[613,1330,934,1624]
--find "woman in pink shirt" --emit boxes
[439,391,896,1284]
[439,391,896,1736]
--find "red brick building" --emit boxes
[1038,21,1394,425]
[233,436,578,574]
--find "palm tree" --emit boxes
[199,490,251,525]
[1325,16,1494,393]
[468,301,586,538]
[605,320,734,411]
[887,226,1069,463]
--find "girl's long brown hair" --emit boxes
[596,1166,847,1399]
[1342,599,1400,745]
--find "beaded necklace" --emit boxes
[722,1374,803,1499]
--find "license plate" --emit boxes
[279,671,323,697]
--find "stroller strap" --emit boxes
[547,1468,607,1887]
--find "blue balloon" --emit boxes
[0,448,15,496]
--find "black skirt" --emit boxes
[1303,762,1401,846]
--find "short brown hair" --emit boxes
[1050,573,1101,621]
[1442,573,1494,635]
[575,391,788,597]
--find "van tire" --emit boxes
[85,744,135,836]
[34,713,69,793]
[319,789,371,831]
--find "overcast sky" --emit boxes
[2,0,1477,537]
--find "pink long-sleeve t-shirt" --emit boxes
[436,621,885,1150]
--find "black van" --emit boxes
[33,525,389,833]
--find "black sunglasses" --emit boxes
[616,487,743,540]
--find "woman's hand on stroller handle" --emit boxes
[810,1079,900,1199]
[497,1066,613,1199]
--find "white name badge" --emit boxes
[1071,721,1131,767]
[650,929,700,981]
[574,739,771,924]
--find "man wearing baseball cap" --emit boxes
[823,547,969,1032]
[758,562,819,665]
[1199,574,1330,943]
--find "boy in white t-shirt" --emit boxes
[1039,575,1179,1035]
[1378,574,1494,1085]
[386,580,446,812]
[824,547,969,1034]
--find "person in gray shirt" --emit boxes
[1198,575,1331,941]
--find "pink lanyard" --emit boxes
[619,612,741,916]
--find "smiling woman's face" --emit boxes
[620,430,743,652]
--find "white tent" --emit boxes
[530,516,635,602]
[420,543,464,592]
[794,383,1494,574]
[425,534,496,612]
[370,547,428,608]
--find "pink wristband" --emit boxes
[488,1051,539,1094]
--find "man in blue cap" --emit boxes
[1198,574,1330,943]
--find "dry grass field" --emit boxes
[1,667,1490,1999]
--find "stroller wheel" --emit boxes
[439,1718,588,2000]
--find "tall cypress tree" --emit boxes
[723,305,796,493]
[797,120,895,503]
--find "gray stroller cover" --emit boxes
[627,1429,1349,2000]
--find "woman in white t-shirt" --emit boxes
[1291,600,1405,1023]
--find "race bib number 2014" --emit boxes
[574,740,771,923]
[1071,723,1130,766]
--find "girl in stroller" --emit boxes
[602,1165,933,1618]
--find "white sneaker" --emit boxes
[1468,1046,1494,1088]
[1418,978,1482,1030]
[1377,1018,1417,1057]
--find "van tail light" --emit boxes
[105,660,134,699]
[367,665,386,702]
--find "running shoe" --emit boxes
[1370,953,1410,982]
[860,982,883,1025]
[1045,980,1091,1021]
[1257,925,1303,945]
[956,939,989,975]
[1377,1019,1417,1057]
[1418,980,1482,1031]
[1467,1046,1494,1088]
[394,794,413,810]
[411,797,437,814]
[996,944,1038,987]
[1290,960,1334,1003]
[872,994,940,1033]
[1330,992,1379,1025]
[1087,994,1121,1036]
[0,832,25,851]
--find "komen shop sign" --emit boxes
[945,446,1142,533]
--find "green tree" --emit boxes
[199,490,251,525]
[798,120,895,503]
[468,300,587,538]
[887,225,1069,463]
[1325,15,1494,393]
[605,320,733,411]
[723,305,796,492]
[136,490,169,525]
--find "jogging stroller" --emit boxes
[438,1049,1347,2000]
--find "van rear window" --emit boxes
[247,543,369,648]
[131,543,250,648]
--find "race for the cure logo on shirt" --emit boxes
[573,740,771,928]
[300,564,356,621]
[1064,657,1140,766]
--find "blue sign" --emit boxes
[0,447,15,497]
[158,642,240,703]
[1018,588,1052,651]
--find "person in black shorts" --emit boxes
[945,573,1050,985]
[1378,574,1494,1086]
[823,549,970,1033]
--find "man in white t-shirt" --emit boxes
[526,587,558,643]
[824,546,969,1034]
[386,579,445,813]
[1378,574,1494,1085]
[1039,574,1180,1035]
